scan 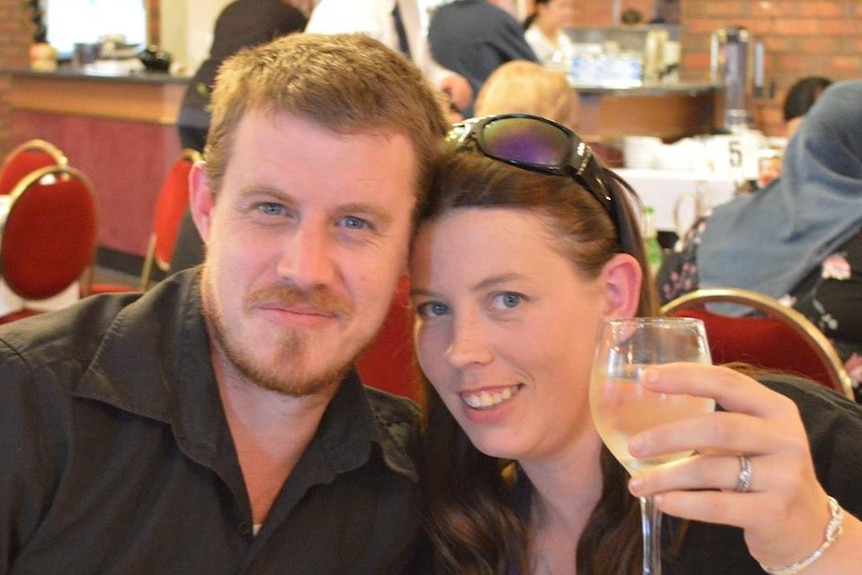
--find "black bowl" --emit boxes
[138,46,171,73]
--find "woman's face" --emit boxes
[410,207,608,464]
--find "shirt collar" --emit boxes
[73,269,417,481]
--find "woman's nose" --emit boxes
[445,312,494,369]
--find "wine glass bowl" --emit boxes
[589,317,715,575]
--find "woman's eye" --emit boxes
[491,292,523,310]
[416,301,450,318]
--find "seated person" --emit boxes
[409,112,862,574]
[475,60,577,128]
[657,80,862,400]
[475,60,621,166]
[428,0,538,117]
[784,76,832,140]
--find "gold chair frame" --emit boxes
[5,139,69,167]
[662,287,854,400]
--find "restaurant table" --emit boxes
[615,168,737,235]
[0,194,79,317]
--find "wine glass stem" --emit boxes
[640,495,663,575]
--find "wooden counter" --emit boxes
[573,82,720,142]
[3,67,189,270]
[8,67,187,124]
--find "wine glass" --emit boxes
[589,317,715,575]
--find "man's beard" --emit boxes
[201,272,359,398]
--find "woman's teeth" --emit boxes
[461,385,521,410]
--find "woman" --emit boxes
[409,113,862,574]
[657,80,862,400]
[523,0,575,70]
[474,60,621,167]
[475,60,578,129]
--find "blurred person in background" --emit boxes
[176,0,308,152]
[523,0,575,71]
[474,60,622,166]
[305,0,472,114]
[428,0,537,117]
[657,80,862,402]
[474,60,577,128]
[784,76,833,141]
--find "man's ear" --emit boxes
[188,161,214,244]
[600,253,643,318]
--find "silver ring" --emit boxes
[735,454,753,493]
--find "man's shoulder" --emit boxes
[0,292,141,364]
[0,270,199,376]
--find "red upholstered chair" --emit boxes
[661,287,854,399]
[139,148,201,289]
[86,148,201,294]
[0,139,68,196]
[0,165,98,324]
[355,277,421,401]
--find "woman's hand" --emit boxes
[626,363,859,571]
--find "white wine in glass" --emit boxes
[589,317,715,575]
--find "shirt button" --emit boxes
[238,521,252,536]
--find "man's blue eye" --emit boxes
[341,216,370,229]
[492,292,522,310]
[258,203,285,216]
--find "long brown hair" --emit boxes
[416,145,658,575]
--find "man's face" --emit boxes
[191,110,418,397]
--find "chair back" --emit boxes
[355,277,421,401]
[140,148,201,289]
[0,165,98,300]
[661,288,854,399]
[0,139,68,196]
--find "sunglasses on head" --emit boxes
[446,113,636,254]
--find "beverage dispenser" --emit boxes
[711,26,756,130]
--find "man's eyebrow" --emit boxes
[336,202,393,225]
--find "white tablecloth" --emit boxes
[616,169,737,235]
[0,194,80,317]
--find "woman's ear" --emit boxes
[600,253,642,318]
[188,161,214,244]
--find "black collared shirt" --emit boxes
[0,270,425,574]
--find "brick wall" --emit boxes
[0,0,34,156]
[677,0,862,136]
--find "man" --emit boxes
[176,0,308,151]
[428,0,538,116]
[0,33,448,574]
[305,0,472,114]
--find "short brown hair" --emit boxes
[205,33,448,199]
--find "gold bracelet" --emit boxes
[759,496,844,575]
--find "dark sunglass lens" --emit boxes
[481,117,570,167]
